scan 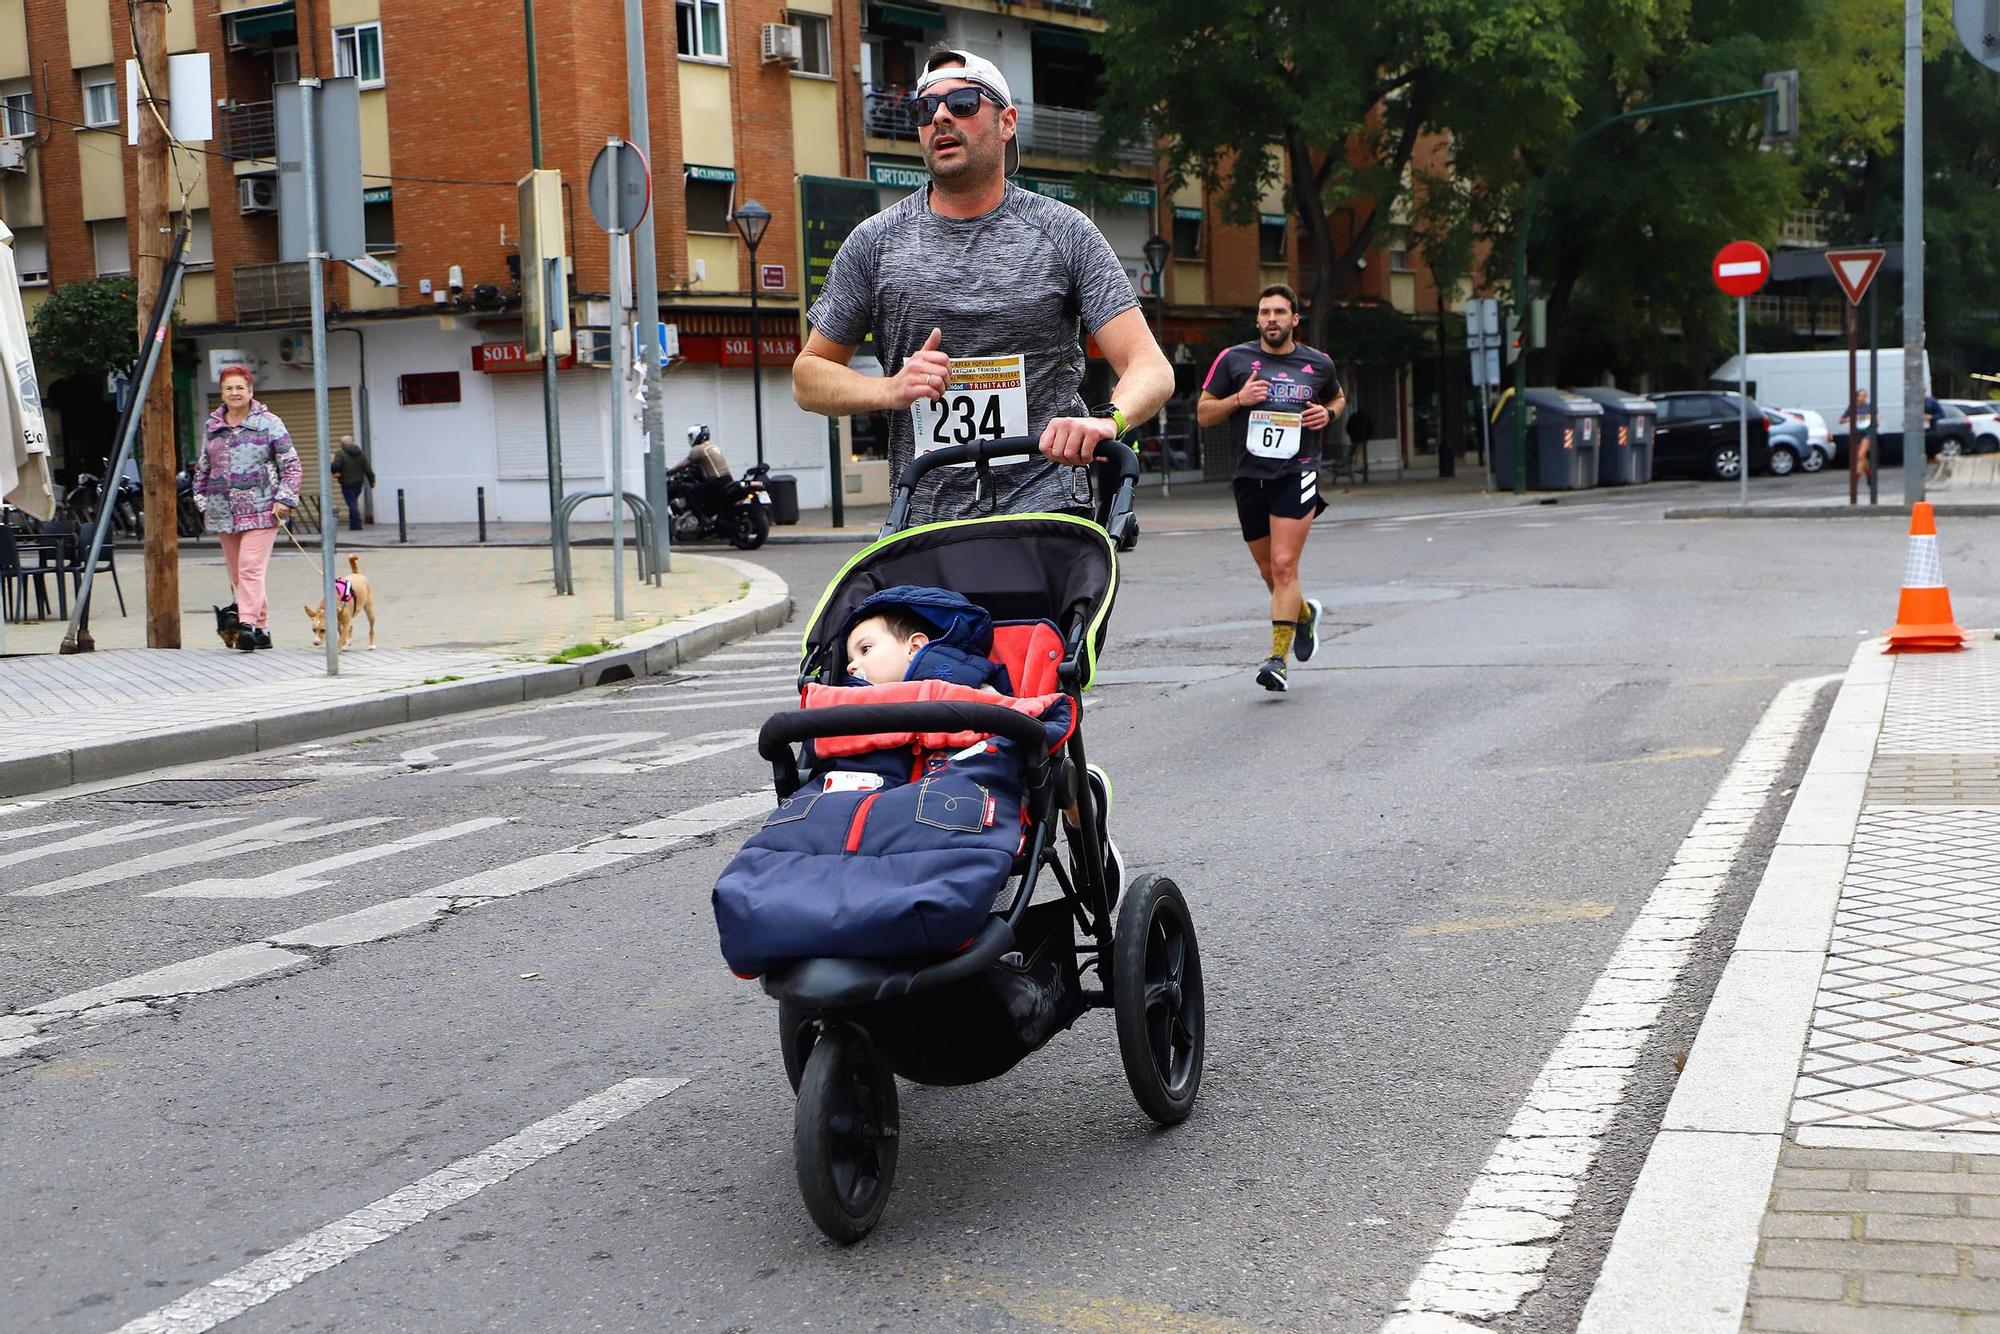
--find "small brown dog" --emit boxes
[307,554,378,650]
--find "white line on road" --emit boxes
[11,817,400,897]
[619,790,774,841]
[111,1077,688,1334]
[1381,673,1835,1333]
[0,819,91,843]
[605,693,799,716]
[0,818,243,872]
[149,817,511,900]
[553,730,757,775]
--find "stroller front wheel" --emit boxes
[1113,873,1205,1126]
[794,1024,900,1243]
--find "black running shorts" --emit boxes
[1234,470,1328,542]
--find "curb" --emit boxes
[1578,643,1889,1334]
[1665,503,2000,520]
[0,557,792,800]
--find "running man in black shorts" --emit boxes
[1196,284,1344,692]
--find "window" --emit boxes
[187,209,214,267]
[333,23,384,87]
[1259,214,1286,264]
[91,219,131,276]
[81,70,118,128]
[789,12,831,76]
[1389,247,1414,273]
[686,177,734,234]
[0,84,34,138]
[676,0,726,60]
[272,47,300,85]
[399,372,461,406]
[1171,207,1203,260]
[365,197,396,249]
[12,227,49,285]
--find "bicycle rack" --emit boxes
[552,490,661,595]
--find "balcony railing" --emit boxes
[862,85,1152,168]
[234,261,310,324]
[219,101,275,161]
[1780,208,1831,248]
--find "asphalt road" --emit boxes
[5,483,1997,1333]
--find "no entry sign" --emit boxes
[1712,240,1771,298]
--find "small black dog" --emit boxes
[213,602,242,649]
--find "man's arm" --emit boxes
[1196,390,1239,428]
[793,327,953,418]
[1039,307,1174,465]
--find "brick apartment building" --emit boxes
[0,0,1462,524]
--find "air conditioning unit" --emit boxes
[761,22,802,66]
[572,328,613,366]
[238,176,278,214]
[277,334,313,366]
[0,138,26,172]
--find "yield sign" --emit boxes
[1825,248,1886,306]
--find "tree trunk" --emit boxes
[1285,127,1340,350]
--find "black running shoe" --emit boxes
[1294,597,1323,662]
[253,627,272,650]
[1256,655,1288,692]
[237,629,258,653]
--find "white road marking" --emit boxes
[149,817,511,899]
[606,693,799,716]
[691,649,799,663]
[11,818,399,897]
[0,819,91,843]
[0,800,48,818]
[112,1077,688,1334]
[3,793,771,1062]
[396,735,541,766]
[477,734,668,774]
[553,730,757,775]
[1382,674,1833,1332]
[0,818,243,872]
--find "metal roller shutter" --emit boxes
[492,372,604,480]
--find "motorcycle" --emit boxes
[63,459,145,540]
[667,425,772,550]
[176,469,205,537]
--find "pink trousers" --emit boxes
[218,527,278,629]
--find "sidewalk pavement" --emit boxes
[1583,632,2000,1333]
[0,549,790,799]
[1666,456,1999,520]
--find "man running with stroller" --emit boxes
[1196,284,1344,692]
[791,45,1173,899]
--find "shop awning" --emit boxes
[226,8,297,42]
[870,2,944,32]
[1031,26,1094,52]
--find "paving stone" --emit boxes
[1761,1238,1959,1274]
[1747,1296,1961,1333]
[1777,1167,1861,1190]
[1864,1170,2000,1195]
[1751,1270,1850,1300]
[1765,1214,1861,1240]
[1866,1213,2000,1246]
[1861,1273,2000,1311]
[1784,1147,1958,1171]
[1774,1189,1962,1216]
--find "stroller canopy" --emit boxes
[800,514,1118,689]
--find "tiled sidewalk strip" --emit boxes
[1750,1143,2000,1333]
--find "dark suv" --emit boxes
[1650,391,1774,480]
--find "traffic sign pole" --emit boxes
[1739,296,1749,507]
[1711,240,1770,509]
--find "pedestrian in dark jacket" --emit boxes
[330,435,374,531]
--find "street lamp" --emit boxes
[732,198,773,468]
[1143,233,1172,487]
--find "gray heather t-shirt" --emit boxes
[807,183,1138,521]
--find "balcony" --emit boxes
[234,261,310,324]
[1779,208,1831,249]
[862,85,1152,168]
[219,101,275,162]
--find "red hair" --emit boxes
[218,364,255,388]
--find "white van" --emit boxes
[1709,349,1932,438]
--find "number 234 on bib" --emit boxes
[912,354,1029,457]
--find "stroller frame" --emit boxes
[750,438,1206,1243]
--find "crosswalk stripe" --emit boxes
[605,693,799,716]
[10,817,400,897]
[0,818,244,873]
[148,817,512,900]
[552,731,756,775]
[0,820,92,844]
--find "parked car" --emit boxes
[1939,399,2000,454]
[1927,400,1976,460]
[1650,391,1774,480]
[1771,407,1832,472]
[1763,408,1813,476]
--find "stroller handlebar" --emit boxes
[883,437,1141,547]
[759,701,1056,796]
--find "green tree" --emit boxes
[27,276,140,386]
[1092,0,1590,348]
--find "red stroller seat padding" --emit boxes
[990,620,1065,697]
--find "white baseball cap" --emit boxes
[916,49,1019,177]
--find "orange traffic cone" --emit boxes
[1885,502,1967,653]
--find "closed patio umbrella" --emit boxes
[1,218,54,523]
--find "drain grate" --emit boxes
[99,777,313,805]
[1866,754,2000,806]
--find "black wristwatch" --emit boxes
[1090,403,1130,436]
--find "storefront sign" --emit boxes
[678,333,802,367]
[869,156,1155,210]
[800,175,882,329]
[761,263,787,290]
[473,341,575,373]
[686,163,737,183]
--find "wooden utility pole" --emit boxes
[134,0,180,647]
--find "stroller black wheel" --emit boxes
[779,1000,816,1093]
[794,1025,899,1243]
[1113,873,1205,1126]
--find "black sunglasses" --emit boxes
[905,86,1005,126]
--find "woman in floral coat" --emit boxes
[193,364,301,650]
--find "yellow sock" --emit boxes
[1271,621,1296,659]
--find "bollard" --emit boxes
[477,486,487,543]
[397,488,407,543]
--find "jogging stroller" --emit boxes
[715,438,1206,1243]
